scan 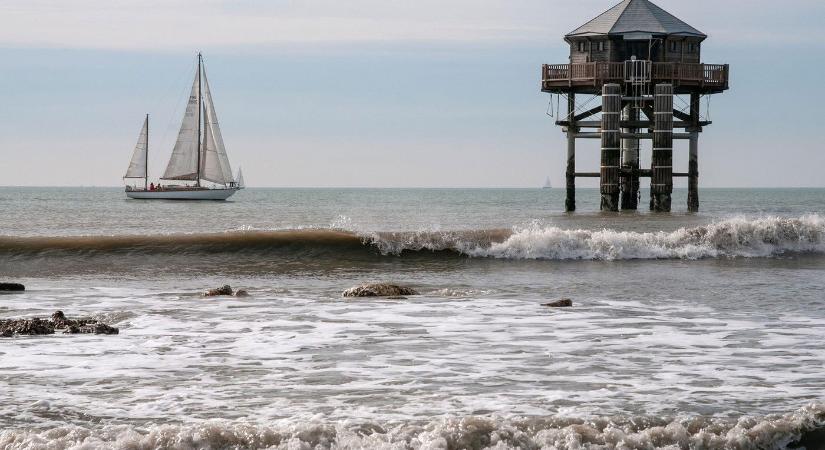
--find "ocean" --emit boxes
[1,187,824,449]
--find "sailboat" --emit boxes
[124,54,243,200]
[542,177,552,189]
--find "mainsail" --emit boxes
[124,116,149,179]
[162,71,201,180]
[200,70,234,185]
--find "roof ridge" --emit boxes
[608,0,641,34]
[566,0,630,37]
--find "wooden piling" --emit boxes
[600,84,621,211]
[565,94,576,212]
[651,84,673,212]
[687,93,701,212]
[620,105,640,210]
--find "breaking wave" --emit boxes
[0,216,823,262]
[1,403,823,450]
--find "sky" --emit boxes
[1,0,824,188]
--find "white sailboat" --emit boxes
[124,54,243,200]
[542,177,552,189]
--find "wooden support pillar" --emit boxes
[620,104,640,210]
[651,84,673,212]
[565,93,576,212]
[600,84,621,211]
[687,92,701,212]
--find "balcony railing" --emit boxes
[542,62,729,92]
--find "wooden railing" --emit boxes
[543,62,729,90]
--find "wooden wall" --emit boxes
[568,36,703,63]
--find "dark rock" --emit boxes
[1,311,119,337]
[77,323,119,335]
[543,299,573,308]
[790,427,825,450]
[343,283,419,298]
[0,283,25,292]
[0,317,55,336]
[205,285,234,297]
[51,310,98,329]
[234,289,250,297]
[386,296,408,300]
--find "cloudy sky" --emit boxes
[1,0,823,187]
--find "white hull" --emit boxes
[126,187,240,201]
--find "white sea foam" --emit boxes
[368,215,825,261]
[1,403,823,450]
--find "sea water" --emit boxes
[0,187,824,449]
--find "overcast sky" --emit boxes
[1,0,823,187]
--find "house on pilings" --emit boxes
[541,0,730,212]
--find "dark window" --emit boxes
[577,42,585,52]
[669,41,678,52]
[598,41,605,52]
[689,43,696,53]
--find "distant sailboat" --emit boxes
[124,54,243,200]
[542,177,553,189]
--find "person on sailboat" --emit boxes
[149,182,155,191]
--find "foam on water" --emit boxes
[0,216,822,267]
[370,215,825,261]
[1,403,823,449]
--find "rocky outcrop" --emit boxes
[543,299,573,308]
[0,317,54,336]
[204,285,234,296]
[343,283,419,298]
[0,311,119,337]
[0,283,25,292]
[203,285,251,297]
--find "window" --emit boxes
[669,41,678,52]
[597,41,605,52]
[689,43,697,53]
[577,41,585,52]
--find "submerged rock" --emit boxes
[205,285,234,297]
[543,299,573,308]
[0,311,119,337]
[234,289,250,298]
[0,283,25,292]
[343,283,419,298]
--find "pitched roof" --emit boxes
[567,0,706,39]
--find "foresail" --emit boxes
[162,71,200,180]
[200,70,234,185]
[124,116,148,179]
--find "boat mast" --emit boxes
[145,114,149,191]
[196,53,202,188]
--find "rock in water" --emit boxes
[205,285,234,297]
[77,323,119,335]
[0,318,54,336]
[543,299,573,308]
[0,283,25,292]
[234,289,250,297]
[1,311,119,337]
[343,283,419,298]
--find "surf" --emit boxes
[0,215,822,262]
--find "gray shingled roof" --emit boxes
[567,0,706,38]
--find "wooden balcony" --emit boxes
[542,62,729,95]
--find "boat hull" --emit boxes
[126,188,240,201]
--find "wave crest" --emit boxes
[1,216,823,262]
[455,215,825,260]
